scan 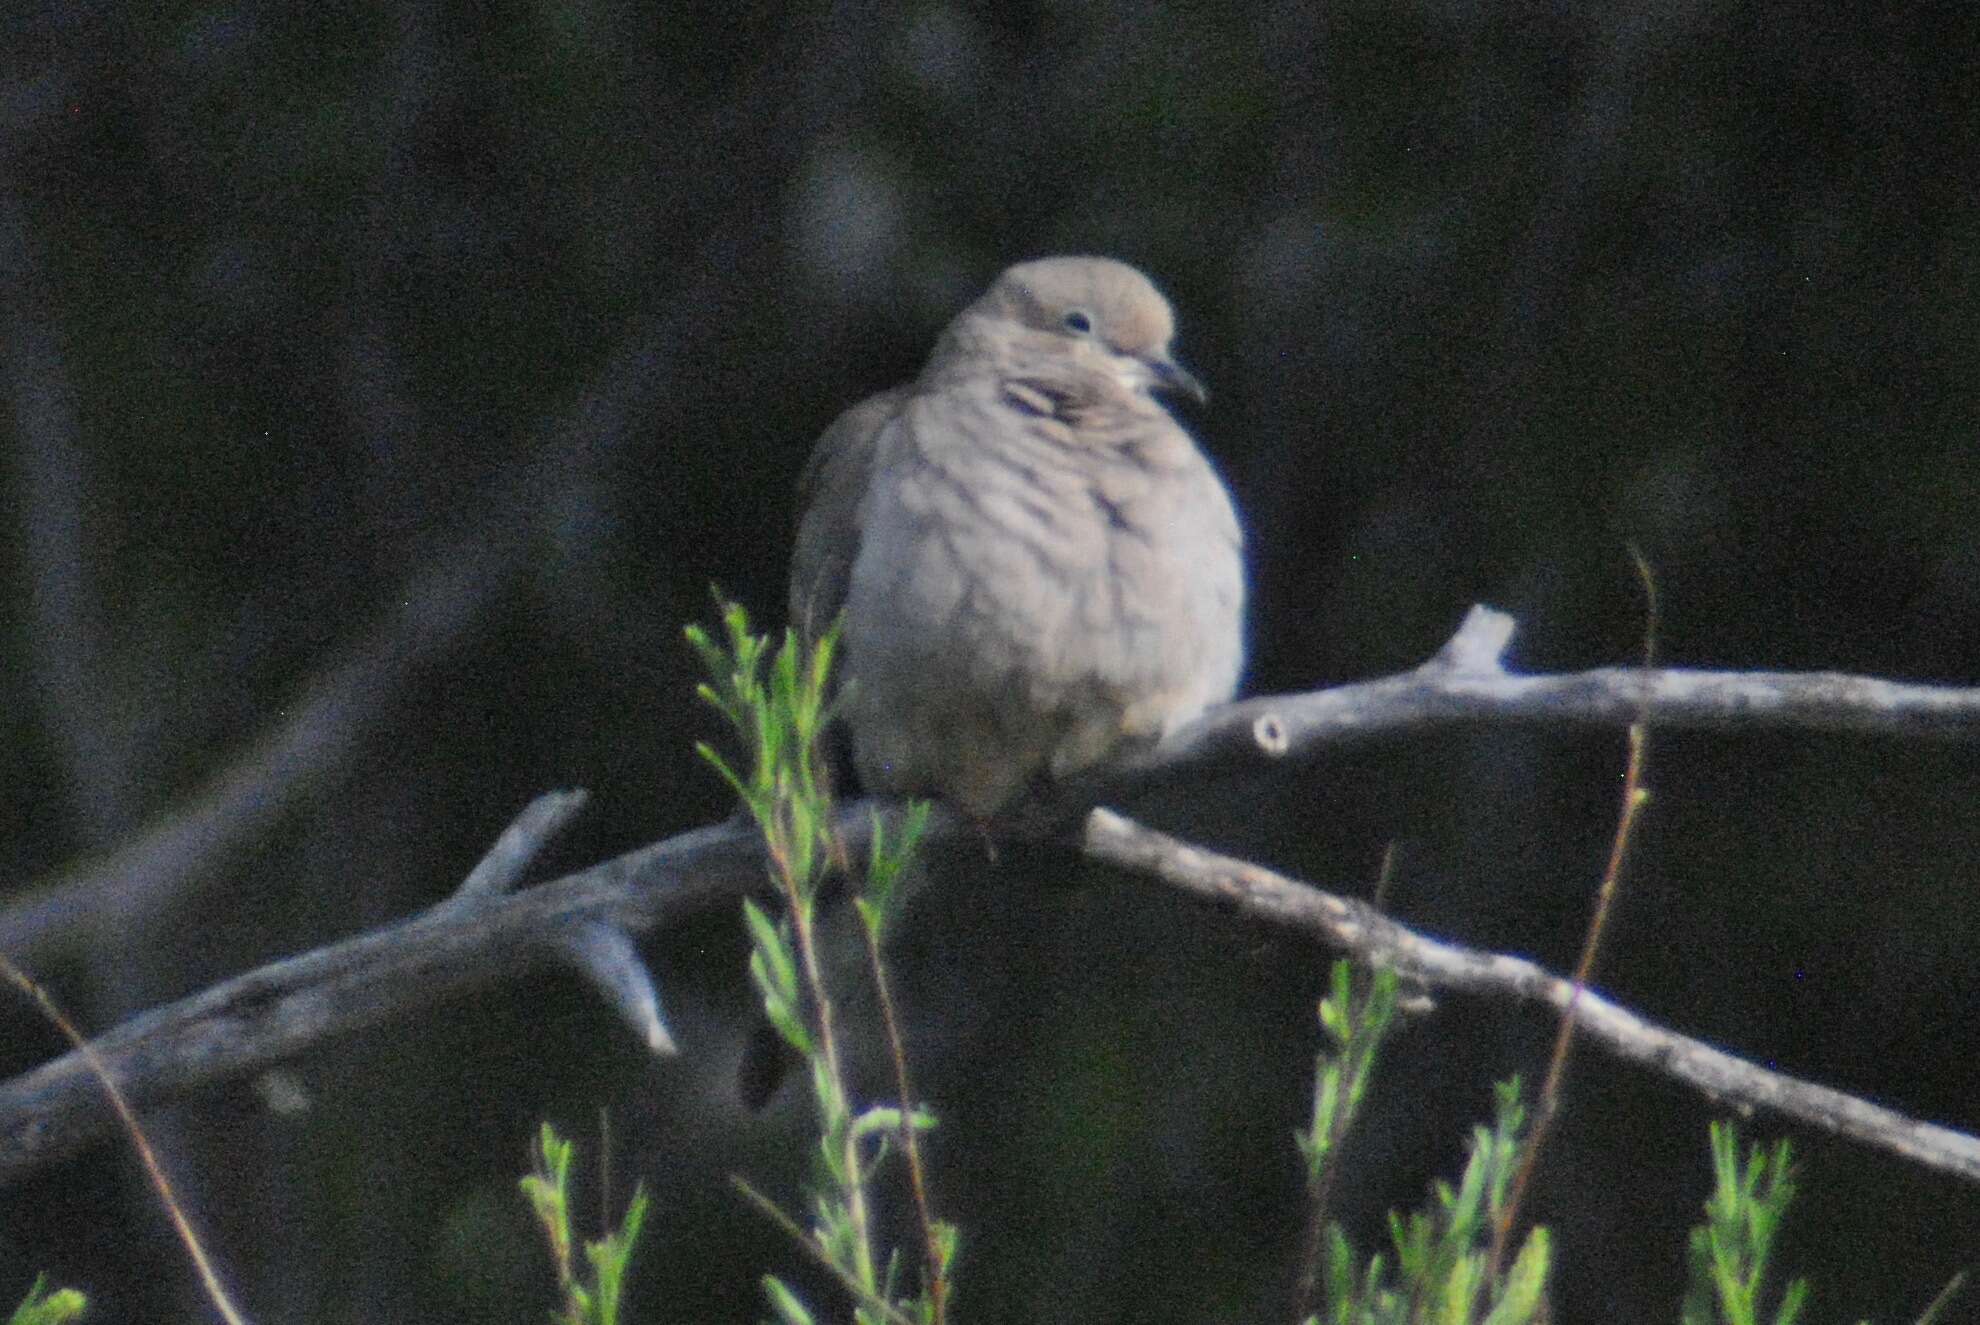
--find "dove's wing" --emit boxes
[789,385,911,640]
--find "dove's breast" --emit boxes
[839,379,1243,814]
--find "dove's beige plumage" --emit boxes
[791,256,1244,817]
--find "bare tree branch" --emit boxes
[1106,604,1980,796]
[0,806,768,1185]
[1079,807,1980,1186]
[2,605,1977,1187]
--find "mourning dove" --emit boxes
[792,256,1245,817]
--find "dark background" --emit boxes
[3,3,1978,1321]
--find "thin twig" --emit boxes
[783,863,877,1290]
[1916,1270,1969,1324]
[0,957,251,1325]
[598,1106,614,1241]
[730,1176,919,1325]
[1490,553,1661,1279]
[861,918,948,1323]
[1489,722,1650,1277]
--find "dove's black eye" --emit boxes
[1062,310,1093,335]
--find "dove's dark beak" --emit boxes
[1150,353,1208,405]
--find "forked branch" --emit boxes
[2,606,1976,1188]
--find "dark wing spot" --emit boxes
[1004,378,1080,423]
[1088,484,1134,533]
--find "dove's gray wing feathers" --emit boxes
[789,385,910,638]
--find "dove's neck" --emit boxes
[922,313,1154,416]
[923,313,1027,380]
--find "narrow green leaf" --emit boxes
[1483,1226,1551,1325]
[762,1275,816,1325]
[1774,1275,1809,1325]
[742,901,798,996]
[851,1106,904,1141]
[1915,1272,1969,1325]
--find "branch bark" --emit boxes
[1102,606,1980,799]
[1079,808,1980,1186]
[2,606,1977,1187]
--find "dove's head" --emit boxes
[955,255,1207,404]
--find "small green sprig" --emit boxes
[1291,988,1960,1325]
[690,601,951,1325]
[1298,961,1400,1191]
[687,600,841,899]
[1375,1080,1549,1325]
[1293,959,1400,1317]
[520,1123,649,1325]
[7,1277,85,1325]
[1675,1122,1968,1325]
[1295,959,1550,1325]
[1680,1122,1805,1325]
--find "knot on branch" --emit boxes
[1252,713,1290,756]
